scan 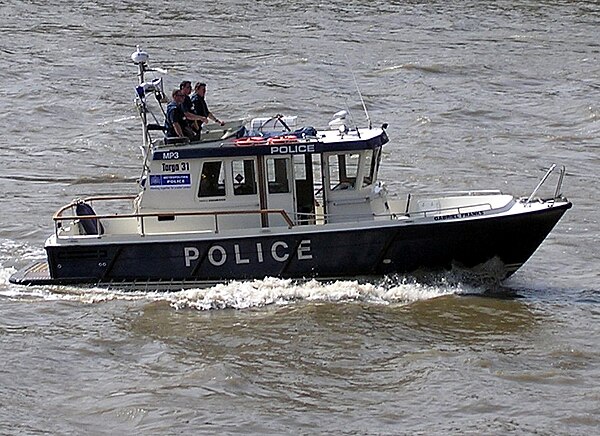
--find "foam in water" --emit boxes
[164,277,467,310]
[1,239,490,309]
[0,239,45,262]
[1,269,481,309]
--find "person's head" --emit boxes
[179,81,192,95]
[194,82,207,97]
[172,89,185,102]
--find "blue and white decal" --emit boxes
[149,174,191,190]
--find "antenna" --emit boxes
[346,56,372,129]
[342,99,360,139]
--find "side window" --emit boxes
[371,146,381,184]
[328,153,359,191]
[362,150,374,187]
[198,161,226,197]
[232,159,257,196]
[266,158,290,194]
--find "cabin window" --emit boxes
[266,158,290,194]
[328,153,359,191]
[232,159,257,196]
[362,150,374,187]
[198,161,226,197]
[371,146,381,184]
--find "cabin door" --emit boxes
[292,154,322,225]
[261,156,296,226]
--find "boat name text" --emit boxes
[184,240,313,267]
[433,210,485,221]
[162,162,190,173]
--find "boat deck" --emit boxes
[9,262,55,285]
[9,261,230,290]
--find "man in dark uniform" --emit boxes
[164,89,187,138]
[179,80,206,139]
[191,82,225,127]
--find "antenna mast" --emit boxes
[347,58,372,129]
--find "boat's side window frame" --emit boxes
[231,158,258,196]
[362,150,374,187]
[198,161,226,198]
[327,152,360,191]
[371,146,382,184]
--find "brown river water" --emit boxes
[0,1,599,434]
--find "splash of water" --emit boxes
[165,276,468,310]
[1,269,482,309]
[1,239,495,309]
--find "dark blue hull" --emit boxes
[10,202,571,288]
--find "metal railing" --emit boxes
[53,195,295,238]
[525,164,566,205]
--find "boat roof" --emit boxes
[151,127,389,161]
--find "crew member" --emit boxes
[191,82,225,127]
[180,80,207,139]
[164,89,187,138]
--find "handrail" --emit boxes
[54,204,295,238]
[399,189,503,197]
[554,165,566,199]
[525,164,561,205]
[56,208,294,226]
[53,195,139,219]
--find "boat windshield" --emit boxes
[325,148,381,191]
[328,153,359,190]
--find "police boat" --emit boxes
[9,47,572,290]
